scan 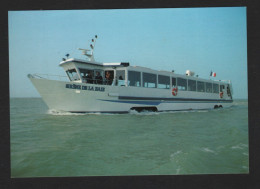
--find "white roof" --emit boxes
[59,58,129,67]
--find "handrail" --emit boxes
[31,73,69,81]
[214,79,231,84]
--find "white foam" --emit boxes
[47,109,115,116]
[201,147,216,154]
[240,143,248,148]
[47,109,86,116]
[231,143,248,150]
[170,150,182,160]
[231,145,243,149]
[129,110,161,116]
[46,107,221,116]
[129,109,211,116]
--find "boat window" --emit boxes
[172,77,177,88]
[158,75,170,89]
[128,71,141,87]
[143,73,157,88]
[177,78,187,91]
[94,70,104,85]
[188,79,196,91]
[213,83,219,93]
[206,82,213,93]
[220,85,225,92]
[104,70,114,85]
[79,68,94,84]
[116,70,126,86]
[197,81,205,92]
[66,69,80,81]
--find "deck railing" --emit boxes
[215,79,232,84]
[29,73,69,81]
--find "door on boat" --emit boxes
[220,84,226,98]
[226,84,232,99]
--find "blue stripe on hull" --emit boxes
[118,96,233,103]
[98,96,233,105]
[98,99,161,105]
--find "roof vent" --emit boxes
[186,70,195,76]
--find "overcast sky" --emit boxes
[9,7,247,99]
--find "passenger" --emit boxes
[82,73,87,83]
[95,71,103,84]
[86,72,93,84]
[105,71,113,85]
[117,75,125,86]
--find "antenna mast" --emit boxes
[78,35,98,61]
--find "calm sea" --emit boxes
[10,98,249,177]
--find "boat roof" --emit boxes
[59,58,129,67]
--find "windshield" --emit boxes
[66,69,80,81]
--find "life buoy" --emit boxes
[172,87,178,96]
[220,92,223,98]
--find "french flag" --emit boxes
[210,71,216,77]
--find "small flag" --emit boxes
[210,71,216,77]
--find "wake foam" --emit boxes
[128,109,160,115]
[46,108,218,116]
[47,109,87,116]
[47,109,122,116]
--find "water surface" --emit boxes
[10,98,248,177]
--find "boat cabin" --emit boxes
[59,58,232,98]
[60,58,129,86]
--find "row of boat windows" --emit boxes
[67,68,224,93]
[67,68,121,85]
[128,71,223,93]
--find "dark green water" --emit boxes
[10,98,248,177]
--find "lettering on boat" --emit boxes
[66,84,105,92]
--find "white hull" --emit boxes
[29,78,233,113]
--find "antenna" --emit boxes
[78,35,98,61]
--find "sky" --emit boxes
[8,7,247,99]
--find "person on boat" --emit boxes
[105,71,113,85]
[82,73,87,83]
[116,75,125,86]
[95,71,103,84]
[86,72,93,84]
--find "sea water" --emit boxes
[10,98,249,177]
